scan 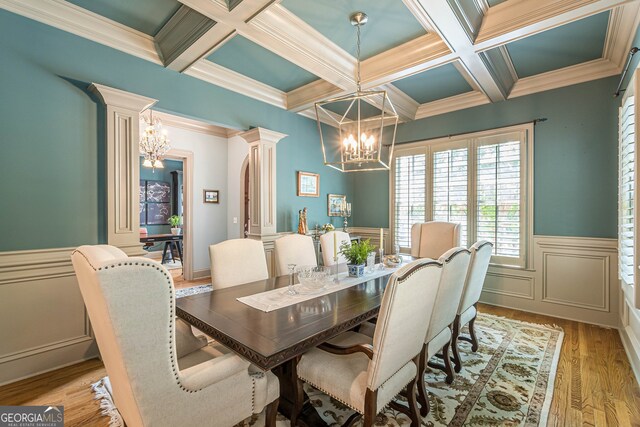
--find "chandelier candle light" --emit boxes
[315,12,398,172]
[140,109,170,172]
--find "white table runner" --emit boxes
[237,264,403,312]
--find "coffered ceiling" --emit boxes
[2,0,639,125]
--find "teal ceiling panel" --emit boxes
[280,0,426,59]
[206,35,318,92]
[67,0,181,36]
[507,11,609,78]
[487,0,508,6]
[391,64,473,104]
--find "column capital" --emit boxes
[239,127,287,145]
[89,83,157,112]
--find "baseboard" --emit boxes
[619,324,640,387]
[192,269,210,280]
[479,301,618,330]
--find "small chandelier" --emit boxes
[315,12,398,172]
[140,109,170,172]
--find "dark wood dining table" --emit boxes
[175,265,402,425]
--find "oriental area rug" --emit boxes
[94,287,563,427]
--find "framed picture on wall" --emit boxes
[147,203,171,224]
[204,190,219,204]
[297,171,320,197]
[146,180,171,203]
[328,194,346,217]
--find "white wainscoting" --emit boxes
[0,247,98,386]
[480,235,619,328]
[620,282,640,385]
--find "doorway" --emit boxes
[139,150,194,281]
[240,155,250,238]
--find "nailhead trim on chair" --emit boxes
[93,259,210,394]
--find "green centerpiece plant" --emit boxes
[340,239,375,277]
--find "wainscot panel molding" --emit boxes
[480,235,619,328]
[620,278,640,386]
[348,227,391,254]
[0,247,97,386]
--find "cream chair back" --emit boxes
[458,241,493,315]
[71,245,170,427]
[319,231,351,266]
[274,234,317,275]
[424,247,471,343]
[209,239,268,289]
[411,221,460,259]
[367,259,443,390]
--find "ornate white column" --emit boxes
[239,128,287,276]
[90,83,157,255]
[239,127,287,238]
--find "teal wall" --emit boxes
[0,10,351,251]
[352,77,619,238]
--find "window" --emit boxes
[391,125,531,268]
[393,152,426,248]
[619,94,635,287]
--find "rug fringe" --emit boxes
[479,312,565,333]
[91,379,125,427]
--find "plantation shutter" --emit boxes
[394,153,426,249]
[476,137,522,264]
[619,94,635,286]
[432,147,468,246]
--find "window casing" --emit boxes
[391,125,532,268]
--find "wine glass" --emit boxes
[286,263,298,295]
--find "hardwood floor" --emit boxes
[1,301,638,426]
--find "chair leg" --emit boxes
[363,389,378,427]
[451,316,462,373]
[265,398,278,427]
[468,306,479,352]
[417,345,430,417]
[442,342,454,385]
[406,356,421,427]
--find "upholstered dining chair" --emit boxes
[416,246,470,416]
[411,221,461,259]
[291,258,444,427]
[209,238,268,289]
[71,245,279,427]
[451,240,493,372]
[274,234,317,276]
[319,230,351,266]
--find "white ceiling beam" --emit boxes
[184,60,287,108]
[414,91,490,120]
[475,0,636,51]
[0,0,161,64]
[509,58,619,99]
[403,0,508,102]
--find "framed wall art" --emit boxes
[204,190,219,204]
[328,194,346,217]
[297,171,320,197]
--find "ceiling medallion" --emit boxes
[315,11,398,172]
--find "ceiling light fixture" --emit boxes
[315,11,398,172]
[140,109,170,172]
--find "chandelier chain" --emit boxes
[356,23,362,92]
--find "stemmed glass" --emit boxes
[286,263,298,295]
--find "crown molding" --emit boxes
[184,60,287,109]
[414,90,490,120]
[152,111,232,138]
[509,58,620,99]
[239,127,287,144]
[475,0,633,51]
[603,3,640,67]
[0,0,161,65]
[380,84,419,122]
